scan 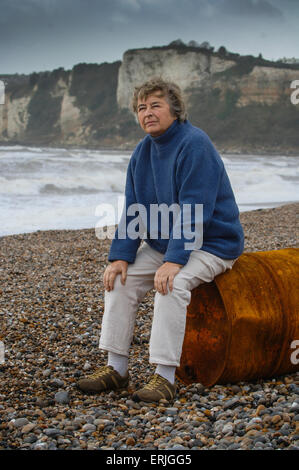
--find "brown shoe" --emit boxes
[77,365,129,393]
[132,374,176,403]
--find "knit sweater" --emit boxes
[108,119,244,266]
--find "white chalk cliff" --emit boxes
[0,44,298,152]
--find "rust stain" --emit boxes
[176,248,299,386]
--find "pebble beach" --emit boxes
[0,202,298,451]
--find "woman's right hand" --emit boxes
[103,260,129,292]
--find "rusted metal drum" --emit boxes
[176,248,299,386]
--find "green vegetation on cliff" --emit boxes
[27,69,69,143]
[68,61,142,144]
[187,87,299,151]
[70,62,120,117]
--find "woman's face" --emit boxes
[137,92,176,137]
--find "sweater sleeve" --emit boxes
[163,138,223,266]
[108,155,142,263]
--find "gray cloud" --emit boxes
[218,0,283,18]
[0,0,298,74]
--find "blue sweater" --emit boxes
[108,119,244,265]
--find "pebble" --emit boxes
[21,423,36,434]
[32,441,48,450]
[82,423,96,432]
[49,378,65,388]
[126,437,136,446]
[222,423,234,434]
[255,404,266,416]
[44,428,62,437]
[271,415,282,424]
[23,435,37,444]
[289,384,299,394]
[291,402,299,412]
[42,369,51,377]
[12,418,29,428]
[165,408,178,416]
[54,391,70,404]
[223,398,240,410]
[169,445,187,450]
[0,205,298,450]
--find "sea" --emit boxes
[0,145,298,238]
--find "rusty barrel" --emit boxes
[176,248,299,386]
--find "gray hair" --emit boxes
[131,77,187,122]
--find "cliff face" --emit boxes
[0,62,126,148]
[0,44,298,152]
[117,46,299,111]
[117,48,236,110]
[231,66,299,107]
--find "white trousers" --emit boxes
[99,242,237,367]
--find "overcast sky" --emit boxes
[0,0,298,74]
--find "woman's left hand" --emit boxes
[154,262,182,295]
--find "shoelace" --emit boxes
[144,374,166,390]
[88,365,112,379]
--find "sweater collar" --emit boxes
[149,119,181,146]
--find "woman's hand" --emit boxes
[154,262,182,295]
[103,260,129,292]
